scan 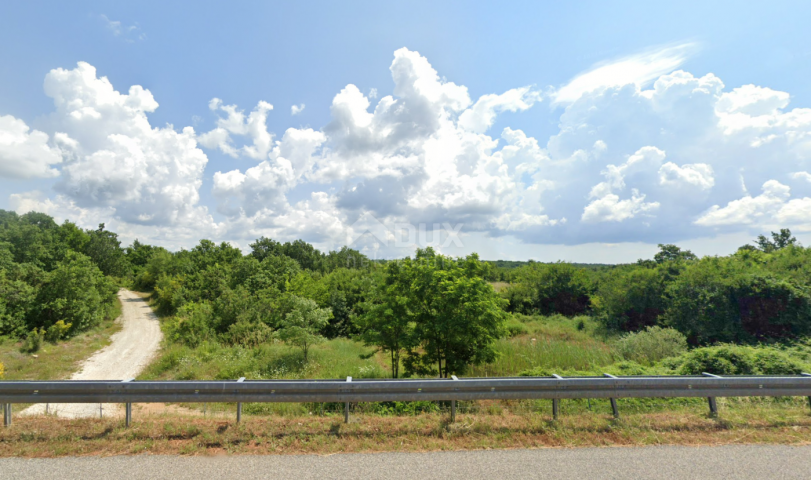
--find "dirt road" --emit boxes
[21,289,163,418]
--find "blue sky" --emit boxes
[2,1,811,262]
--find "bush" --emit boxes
[673,345,807,375]
[504,316,529,337]
[45,320,72,343]
[615,326,687,364]
[223,319,274,347]
[504,262,592,316]
[21,327,44,353]
[165,302,215,347]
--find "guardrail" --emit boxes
[3,373,811,427]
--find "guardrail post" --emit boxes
[603,374,620,419]
[3,404,10,427]
[703,373,721,417]
[552,374,563,420]
[345,376,352,424]
[451,375,459,422]
[122,378,134,427]
[236,377,245,423]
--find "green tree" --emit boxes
[358,262,414,378]
[278,295,331,361]
[34,251,118,332]
[396,248,507,378]
[85,223,129,277]
[654,244,697,264]
[755,228,797,253]
[503,262,592,316]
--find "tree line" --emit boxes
[3,208,810,377]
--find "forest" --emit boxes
[2,209,811,386]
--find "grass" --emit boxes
[3,398,810,457]
[140,338,388,381]
[0,295,123,381]
[468,314,616,376]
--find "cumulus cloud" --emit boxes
[291,104,305,115]
[8,45,811,254]
[0,115,63,178]
[695,180,790,226]
[198,99,274,160]
[6,61,216,236]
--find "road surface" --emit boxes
[1,445,810,479]
[21,289,162,418]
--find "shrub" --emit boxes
[21,327,44,353]
[165,302,214,347]
[674,345,807,375]
[615,326,687,364]
[504,316,529,337]
[504,262,592,316]
[45,320,72,343]
[223,319,274,347]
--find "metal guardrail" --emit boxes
[2,373,811,427]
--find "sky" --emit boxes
[2,1,811,262]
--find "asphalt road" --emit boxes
[2,445,810,479]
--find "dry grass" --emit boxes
[2,401,810,457]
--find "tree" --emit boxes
[503,262,592,316]
[654,244,697,264]
[278,295,331,361]
[358,262,414,378]
[755,229,797,253]
[85,223,129,277]
[395,248,507,378]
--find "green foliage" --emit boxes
[615,326,687,364]
[44,320,72,343]
[164,302,215,347]
[594,266,667,331]
[503,262,592,316]
[669,345,808,375]
[223,319,274,347]
[387,248,507,378]
[663,258,811,344]
[34,251,118,332]
[84,223,130,277]
[22,328,45,353]
[278,296,331,361]
[755,228,797,253]
[504,316,529,337]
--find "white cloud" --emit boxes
[582,191,660,223]
[198,99,274,160]
[458,87,541,133]
[291,104,305,115]
[34,61,214,229]
[554,42,698,104]
[8,46,811,256]
[659,162,714,190]
[0,115,63,178]
[695,180,790,226]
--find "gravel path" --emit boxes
[21,289,163,418]
[2,445,811,479]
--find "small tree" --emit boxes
[392,248,507,378]
[278,295,331,361]
[358,262,414,378]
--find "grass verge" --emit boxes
[2,399,810,457]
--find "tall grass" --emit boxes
[140,337,387,381]
[467,336,615,376]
